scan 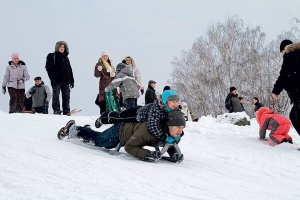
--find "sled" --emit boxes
[70,109,82,115]
[109,141,183,163]
[105,90,120,112]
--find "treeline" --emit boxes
[169,16,300,118]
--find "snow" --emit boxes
[1,112,300,200]
[217,112,250,124]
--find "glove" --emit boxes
[97,65,103,71]
[110,71,116,77]
[70,83,74,89]
[2,86,6,94]
[18,79,24,84]
[44,101,49,108]
[140,89,144,95]
[29,86,36,95]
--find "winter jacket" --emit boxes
[94,58,115,101]
[257,109,291,143]
[106,66,140,100]
[241,104,245,112]
[145,85,157,104]
[254,102,264,112]
[2,61,30,89]
[45,41,74,85]
[225,93,242,113]
[137,94,171,139]
[272,42,300,103]
[119,121,182,160]
[122,55,142,86]
[26,82,52,107]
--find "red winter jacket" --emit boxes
[258,109,290,139]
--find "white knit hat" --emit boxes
[101,51,109,57]
[181,102,187,107]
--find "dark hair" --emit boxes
[238,97,244,100]
[163,86,171,91]
[253,97,259,101]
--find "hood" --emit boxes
[285,42,300,54]
[55,41,69,56]
[120,66,134,77]
[122,55,136,70]
[8,60,26,65]
[161,90,179,112]
[256,107,274,122]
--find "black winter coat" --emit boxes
[272,42,300,103]
[45,52,74,85]
[145,85,157,104]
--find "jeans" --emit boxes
[78,123,121,148]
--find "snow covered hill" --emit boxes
[1,111,300,200]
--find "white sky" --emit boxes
[0,0,299,115]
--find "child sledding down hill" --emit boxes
[256,107,293,146]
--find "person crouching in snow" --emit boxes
[256,107,293,146]
[58,109,185,162]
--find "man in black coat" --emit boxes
[45,41,74,116]
[272,40,300,135]
[252,97,264,112]
[225,87,242,113]
[145,80,157,104]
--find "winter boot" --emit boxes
[143,151,161,162]
[54,110,62,115]
[95,116,103,128]
[57,120,76,140]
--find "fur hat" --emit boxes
[230,87,236,92]
[55,41,69,55]
[167,109,186,127]
[256,107,269,122]
[280,40,293,52]
[101,51,109,57]
[11,53,19,60]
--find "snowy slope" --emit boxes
[1,111,300,200]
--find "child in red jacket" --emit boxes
[256,107,293,146]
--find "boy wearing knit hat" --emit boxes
[58,109,185,162]
[256,107,293,146]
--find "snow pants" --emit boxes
[269,123,292,144]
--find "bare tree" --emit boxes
[169,16,299,118]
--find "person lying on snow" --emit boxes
[256,107,293,146]
[58,109,185,162]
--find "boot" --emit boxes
[57,120,76,140]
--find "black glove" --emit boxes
[140,89,144,95]
[70,83,74,89]
[2,86,6,94]
[29,86,36,95]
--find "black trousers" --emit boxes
[290,101,300,136]
[34,106,48,114]
[52,82,70,114]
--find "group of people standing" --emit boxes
[1,41,74,115]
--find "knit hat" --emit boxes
[11,53,19,60]
[230,87,236,92]
[116,63,126,73]
[181,102,187,107]
[34,76,42,81]
[101,51,109,57]
[167,109,186,127]
[280,40,293,52]
[256,107,269,122]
